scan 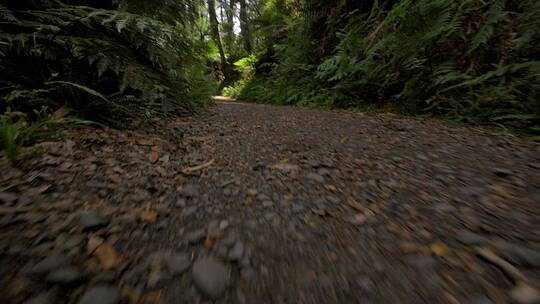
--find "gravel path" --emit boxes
[1,99,540,304]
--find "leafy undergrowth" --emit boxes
[224,0,540,137]
[0,1,216,160]
[0,112,62,162]
[0,1,214,125]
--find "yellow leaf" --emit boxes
[94,242,120,269]
[430,242,449,256]
[182,159,215,174]
[141,210,157,222]
[87,236,104,254]
[324,184,337,191]
[149,151,159,163]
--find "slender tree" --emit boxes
[239,0,252,53]
[223,0,236,53]
[207,0,227,66]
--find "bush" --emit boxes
[232,0,540,134]
[0,111,62,162]
[0,1,213,126]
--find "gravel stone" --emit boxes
[192,257,230,299]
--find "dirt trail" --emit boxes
[1,98,540,304]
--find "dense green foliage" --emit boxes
[225,0,540,133]
[0,0,214,125]
[1,0,539,146]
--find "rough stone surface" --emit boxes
[192,258,230,299]
[77,285,120,304]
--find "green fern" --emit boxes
[0,4,17,22]
[0,1,212,124]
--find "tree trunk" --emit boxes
[207,0,226,66]
[239,0,252,53]
[224,0,236,53]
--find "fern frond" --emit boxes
[45,81,109,102]
[0,4,18,22]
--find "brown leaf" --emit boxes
[399,241,423,253]
[511,282,540,304]
[187,135,212,142]
[149,151,159,163]
[203,238,213,249]
[182,159,215,174]
[269,163,299,171]
[154,166,167,177]
[140,210,158,222]
[4,276,30,298]
[52,106,69,121]
[121,285,141,304]
[36,184,52,194]
[0,206,32,215]
[137,139,154,146]
[348,201,365,212]
[476,247,526,282]
[346,213,366,225]
[138,290,162,304]
[87,235,104,254]
[94,242,120,269]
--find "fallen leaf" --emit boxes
[348,200,365,212]
[325,184,337,191]
[246,188,258,196]
[141,210,157,222]
[52,106,69,121]
[0,206,32,215]
[476,247,526,281]
[312,208,327,216]
[149,151,159,163]
[203,238,213,249]
[138,290,162,304]
[121,285,141,304]
[399,241,423,253]
[187,135,212,142]
[155,166,166,176]
[4,276,30,298]
[346,213,366,225]
[137,139,154,146]
[269,162,300,171]
[87,235,105,254]
[340,137,348,144]
[36,184,52,194]
[511,281,540,304]
[430,242,449,256]
[94,242,120,269]
[182,159,215,174]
